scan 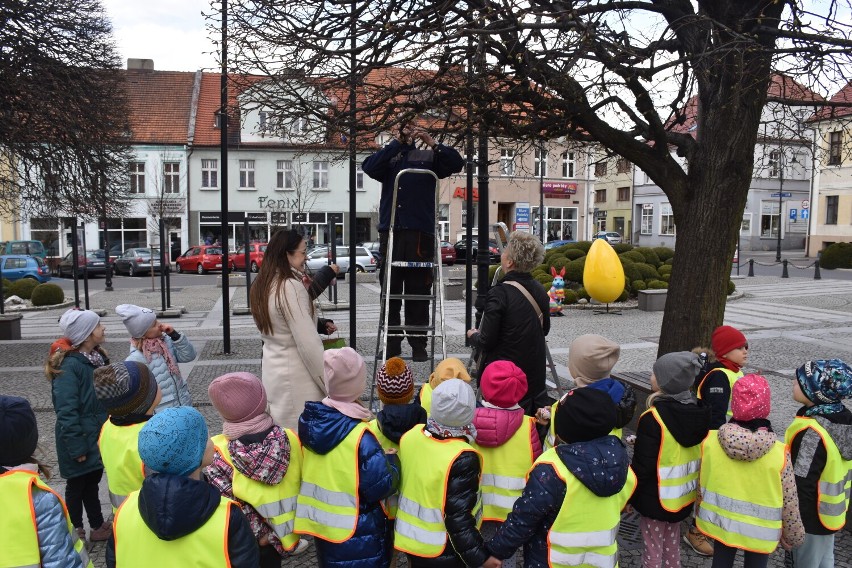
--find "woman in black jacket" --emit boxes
[467,231,549,416]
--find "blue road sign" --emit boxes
[770,192,793,198]
[801,210,809,220]
[790,209,797,219]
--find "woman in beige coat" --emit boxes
[250,229,325,429]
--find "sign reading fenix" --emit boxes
[258,196,304,210]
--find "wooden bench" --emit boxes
[611,370,653,433]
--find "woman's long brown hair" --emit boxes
[250,229,307,335]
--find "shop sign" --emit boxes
[452,187,479,201]
[542,181,578,197]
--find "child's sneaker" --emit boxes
[89,521,112,542]
[290,538,310,556]
[683,525,713,556]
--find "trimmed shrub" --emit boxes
[488,264,501,283]
[647,280,668,289]
[31,283,66,307]
[535,274,554,288]
[563,290,579,305]
[8,278,39,300]
[548,256,569,271]
[612,243,634,254]
[567,241,593,254]
[564,258,586,284]
[658,264,673,276]
[820,242,852,269]
[0,278,12,299]
[632,280,648,291]
[575,286,590,300]
[653,247,675,262]
[664,258,674,266]
[635,262,660,280]
[661,273,671,282]
[617,289,630,302]
[727,279,736,295]
[564,248,585,261]
[620,251,646,264]
[634,247,662,267]
[621,261,641,285]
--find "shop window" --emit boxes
[760,201,780,238]
[660,203,675,235]
[640,205,653,235]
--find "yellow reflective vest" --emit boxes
[294,422,368,543]
[211,428,302,550]
[0,470,93,568]
[697,432,785,553]
[785,416,852,531]
[420,383,434,416]
[643,407,701,513]
[697,368,743,419]
[473,415,537,522]
[366,419,400,520]
[536,447,636,568]
[394,425,483,557]
[99,420,147,512]
[114,490,232,566]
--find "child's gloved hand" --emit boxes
[158,323,175,335]
[535,406,551,425]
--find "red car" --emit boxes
[175,245,226,274]
[440,241,457,266]
[231,243,267,273]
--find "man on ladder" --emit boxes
[363,123,464,361]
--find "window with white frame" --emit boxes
[500,149,515,176]
[277,160,293,189]
[534,148,548,177]
[741,213,752,235]
[313,161,329,189]
[239,160,255,189]
[163,162,180,194]
[201,159,218,189]
[562,152,575,178]
[129,162,145,194]
[640,205,653,235]
[768,150,781,177]
[259,111,269,133]
[760,201,780,238]
[356,164,364,190]
[660,203,675,235]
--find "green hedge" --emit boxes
[620,251,646,264]
[647,279,668,289]
[31,283,66,306]
[612,243,634,254]
[564,249,585,261]
[658,264,673,276]
[633,280,648,291]
[634,247,662,267]
[820,242,852,269]
[7,278,39,300]
[635,262,660,280]
[564,258,586,284]
[563,290,579,305]
[727,279,736,295]
[653,247,675,262]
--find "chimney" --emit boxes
[127,58,154,70]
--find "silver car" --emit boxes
[305,246,377,275]
[113,248,163,277]
[594,231,623,245]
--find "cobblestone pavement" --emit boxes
[4,273,852,567]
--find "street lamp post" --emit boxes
[775,149,784,262]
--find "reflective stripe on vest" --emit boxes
[696,433,784,553]
[115,490,231,566]
[697,368,742,418]
[785,417,852,530]
[474,416,536,521]
[644,407,701,512]
[536,447,636,568]
[211,428,302,550]
[394,424,483,557]
[294,422,367,543]
[420,384,434,416]
[99,420,147,512]
[0,470,93,568]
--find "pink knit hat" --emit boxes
[480,360,527,409]
[208,372,273,439]
[731,374,771,421]
[323,348,371,420]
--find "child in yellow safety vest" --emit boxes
[109,407,259,568]
[294,347,400,568]
[472,360,542,568]
[786,359,852,568]
[485,387,636,567]
[206,372,310,568]
[0,395,92,567]
[418,357,472,416]
[629,352,711,568]
[370,357,427,452]
[695,374,804,568]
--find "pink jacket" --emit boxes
[473,406,542,458]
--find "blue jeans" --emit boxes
[790,533,834,568]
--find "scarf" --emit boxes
[223,412,275,440]
[321,398,373,421]
[139,336,181,377]
[653,391,698,405]
[803,402,846,417]
[426,417,477,444]
[80,348,106,368]
[717,356,742,373]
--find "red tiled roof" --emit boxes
[124,70,197,144]
[811,81,852,121]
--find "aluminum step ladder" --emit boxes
[369,168,447,411]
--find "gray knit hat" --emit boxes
[116,304,157,338]
[653,352,702,395]
[430,378,476,428]
[59,309,101,347]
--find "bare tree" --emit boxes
[146,151,187,288]
[0,0,133,220]
[217,0,852,353]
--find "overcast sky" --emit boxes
[102,0,218,72]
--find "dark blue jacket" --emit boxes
[106,473,258,567]
[375,402,427,446]
[362,140,465,234]
[486,436,631,567]
[299,402,401,568]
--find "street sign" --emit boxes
[770,192,793,198]
[790,209,797,220]
[802,200,810,209]
[801,210,809,220]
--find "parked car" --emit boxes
[113,248,162,276]
[358,241,383,269]
[175,245,226,274]
[594,231,623,245]
[440,241,457,265]
[452,239,502,263]
[305,246,377,275]
[57,250,107,278]
[544,239,575,250]
[0,255,51,283]
[231,243,267,273]
[0,240,47,260]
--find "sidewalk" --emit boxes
[3,274,852,566]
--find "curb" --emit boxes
[2,298,76,313]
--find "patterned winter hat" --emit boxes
[376,357,415,405]
[731,374,772,422]
[94,361,159,416]
[796,359,852,405]
[138,407,208,476]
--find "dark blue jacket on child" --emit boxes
[299,402,400,568]
[486,436,631,567]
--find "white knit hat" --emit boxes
[116,304,157,338]
[59,309,101,347]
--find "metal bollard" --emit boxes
[814,261,821,280]
[748,259,754,277]
[782,259,789,278]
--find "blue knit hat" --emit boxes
[796,359,852,405]
[138,407,208,476]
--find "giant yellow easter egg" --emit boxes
[583,238,625,303]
